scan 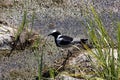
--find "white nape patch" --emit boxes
[52,29,57,33]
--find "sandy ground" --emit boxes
[0,0,120,79]
[0,0,119,37]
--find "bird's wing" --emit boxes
[57,35,73,45]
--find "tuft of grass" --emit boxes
[117,22,120,79]
[84,5,120,80]
[32,34,44,80]
[49,68,56,79]
[117,22,120,62]
[15,10,27,40]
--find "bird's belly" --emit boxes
[57,43,72,48]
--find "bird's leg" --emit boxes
[57,50,72,71]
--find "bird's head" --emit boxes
[48,29,61,38]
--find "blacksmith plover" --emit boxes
[48,30,87,48]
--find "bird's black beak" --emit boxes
[48,33,51,36]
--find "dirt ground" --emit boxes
[0,0,120,79]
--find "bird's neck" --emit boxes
[55,39,60,47]
[53,34,60,39]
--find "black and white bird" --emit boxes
[48,30,88,48]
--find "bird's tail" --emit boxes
[72,39,88,44]
[72,38,95,49]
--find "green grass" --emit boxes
[8,0,120,80]
[83,5,120,80]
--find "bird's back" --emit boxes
[56,35,73,47]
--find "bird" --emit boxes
[48,30,87,48]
